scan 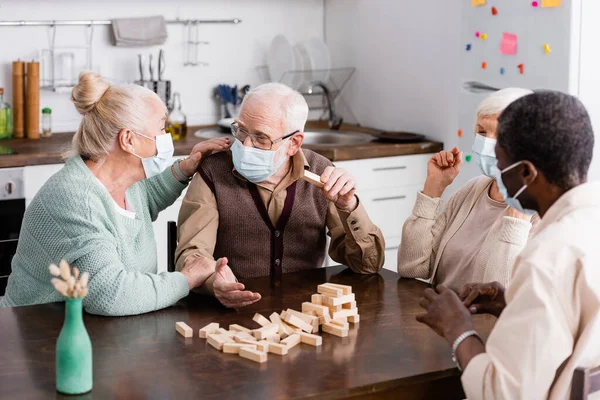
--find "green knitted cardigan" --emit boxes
[0,156,189,316]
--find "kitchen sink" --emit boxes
[194,128,374,147]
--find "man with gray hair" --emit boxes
[176,83,385,308]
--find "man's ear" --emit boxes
[287,132,304,156]
[118,128,136,154]
[521,160,539,186]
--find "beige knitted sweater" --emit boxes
[397,176,539,288]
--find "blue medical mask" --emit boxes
[471,134,497,177]
[132,132,174,178]
[489,161,538,216]
[231,139,290,183]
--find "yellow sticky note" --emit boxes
[542,0,561,7]
[472,0,486,6]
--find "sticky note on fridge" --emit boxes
[542,0,561,7]
[500,33,518,55]
[472,0,486,6]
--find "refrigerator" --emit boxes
[451,0,581,190]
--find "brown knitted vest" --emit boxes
[199,149,332,280]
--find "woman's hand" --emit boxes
[506,207,532,221]
[459,282,506,317]
[179,137,231,178]
[179,255,216,290]
[422,147,463,198]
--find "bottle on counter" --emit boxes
[42,107,52,138]
[166,92,187,141]
[0,88,13,140]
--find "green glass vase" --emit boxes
[56,298,93,395]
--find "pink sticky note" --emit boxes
[500,32,518,55]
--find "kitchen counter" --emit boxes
[0,266,494,399]
[0,122,443,168]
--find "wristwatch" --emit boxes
[173,159,192,183]
[451,330,480,372]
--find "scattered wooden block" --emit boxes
[330,319,350,330]
[343,301,357,310]
[176,322,193,338]
[328,304,343,313]
[287,309,319,326]
[239,347,268,364]
[311,294,323,305]
[253,313,271,327]
[253,323,279,340]
[324,283,352,295]
[217,328,235,338]
[323,293,355,307]
[317,284,343,298]
[348,314,360,324]
[236,338,259,346]
[268,343,289,355]
[266,334,281,343]
[229,324,252,333]
[207,333,232,350]
[256,340,270,352]
[223,343,257,354]
[302,302,332,319]
[269,312,294,338]
[299,332,323,347]
[301,170,324,188]
[331,308,359,320]
[284,314,314,333]
[233,332,257,343]
[199,322,220,339]
[322,323,349,338]
[281,333,301,349]
[280,310,288,320]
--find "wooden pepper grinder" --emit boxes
[12,61,25,138]
[26,61,40,140]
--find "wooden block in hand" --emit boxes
[229,324,252,333]
[322,323,349,338]
[323,293,355,307]
[253,313,271,327]
[284,314,314,333]
[254,323,279,340]
[239,347,268,363]
[223,343,257,354]
[207,333,232,350]
[299,332,323,347]
[317,284,343,298]
[301,170,324,188]
[280,333,301,349]
[199,322,220,339]
[311,294,323,305]
[348,314,360,324]
[176,322,193,338]
[324,283,352,295]
[268,343,289,355]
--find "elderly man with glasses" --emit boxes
[175,83,385,308]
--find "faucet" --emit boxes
[306,82,343,130]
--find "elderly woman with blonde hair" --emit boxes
[0,72,230,316]
[397,88,539,291]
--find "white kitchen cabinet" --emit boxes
[325,154,431,271]
[23,164,63,207]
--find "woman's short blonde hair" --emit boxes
[69,72,165,161]
[476,87,534,119]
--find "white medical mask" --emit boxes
[231,139,290,183]
[471,134,497,177]
[489,160,537,216]
[131,132,174,178]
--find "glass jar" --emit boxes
[0,88,13,140]
[42,107,52,138]
[166,93,187,141]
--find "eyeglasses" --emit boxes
[230,121,298,150]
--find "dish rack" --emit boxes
[256,66,359,124]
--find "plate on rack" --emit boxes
[371,131,426,143]
[267,34,295,84]
[298,38,331,83]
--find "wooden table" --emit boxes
[0,266,495,399]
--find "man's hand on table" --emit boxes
[320,166,358,212]
[459,282,506,318]
[415,285,474,345]
[213,257,262,308]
